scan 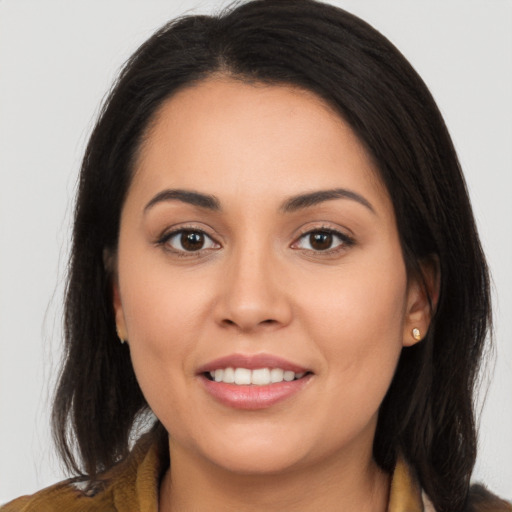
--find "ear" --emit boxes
[112,281,128,343]
[104,247,128,343]
[403,255,440,347]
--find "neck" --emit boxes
[159,440,390,512]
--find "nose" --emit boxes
[213,244,293,333]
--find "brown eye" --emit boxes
[309,232,333,251]
[293,229,354,253]
[181,231,205,251]
[162,229,219,253]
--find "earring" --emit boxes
[412,328,421,341]
[116,327,126,344]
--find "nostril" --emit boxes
[222,318,276,324]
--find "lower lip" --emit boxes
[200,374,312,410]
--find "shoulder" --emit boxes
[423,483,511,512]
[465,484,512,512]
[390,455,511,512]
[1,431,166,512]
[0,477,116,512]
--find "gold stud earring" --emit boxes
[116,327,126,344]
[412,328,421,341]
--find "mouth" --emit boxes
[197,354,313,409]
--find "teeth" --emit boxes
[270,368,284,383]
[283,370,295,382]
[208,367,307,385]
[251,368,270,385]
[223,367,235,383]
[234,368,252,385]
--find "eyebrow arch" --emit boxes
[281,188,376,214]
[144,189,221,213]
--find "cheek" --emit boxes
[120,241,214,338]
[301,245,408,341]
[117,256,212,407]
[297,256,407,410]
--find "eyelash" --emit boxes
[155,226,355,257]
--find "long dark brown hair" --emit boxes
[52,1,492,511]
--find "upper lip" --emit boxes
[197,353,310,374]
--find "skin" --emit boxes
[113,77,435,511]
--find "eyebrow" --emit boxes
[144,189,221,212]
[280,188,376,214]
[144,187,375,215]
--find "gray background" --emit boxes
[1,0,511,503]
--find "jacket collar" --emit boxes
[122,439,432,512]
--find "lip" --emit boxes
[200,374,313,410]
[197,353,313,410]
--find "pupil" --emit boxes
[181,231,204,251]
[310,232,332,250]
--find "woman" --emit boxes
[1,0,510,510]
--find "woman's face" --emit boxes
[114,78,429,475]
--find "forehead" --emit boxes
[131,77,390,213]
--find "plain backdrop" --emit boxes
[1,0,511,504]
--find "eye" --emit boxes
[293,229,354,252]
[160,229,219,253]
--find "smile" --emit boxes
[198,354,313,409]
[207,367,307,385]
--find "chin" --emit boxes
[191,428,312,475]
[209,447,307,476]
